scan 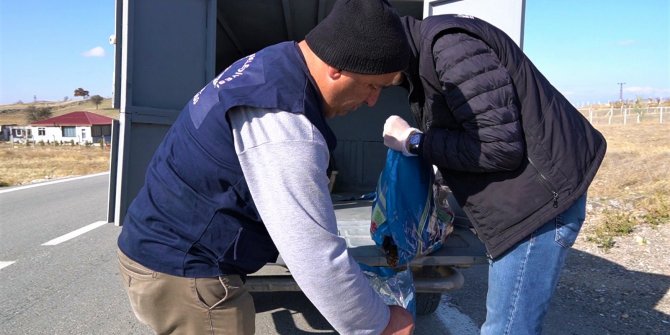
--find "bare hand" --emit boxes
[381,305,414,335]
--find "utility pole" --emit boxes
[617,82,626,102]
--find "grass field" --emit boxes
[0,98,117,186]
[583,123,670,247]
[0,143,111,187]
[0,99,118,125]
[1,100,668,245]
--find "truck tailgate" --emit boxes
[334,198,488,267]
[246,195,487,293]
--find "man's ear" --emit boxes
[327,66,342,80]
[392,72,405,86]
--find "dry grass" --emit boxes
[0,99,118,125]
[0,101,668,246]
[0,98,117,186]
[585,123,670,248]
[0,142,111,186]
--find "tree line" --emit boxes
[74,88,104,109]
[23,88,105,123]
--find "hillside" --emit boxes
[0,98,119,125]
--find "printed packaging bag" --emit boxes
[362,149,454,316]
[370,149,453,267]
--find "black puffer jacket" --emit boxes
[401,15,607,258]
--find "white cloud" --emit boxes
[82,46,106,57]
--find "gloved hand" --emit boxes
[383,115,419,156]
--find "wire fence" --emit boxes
[578,106,667,125]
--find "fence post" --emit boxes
[623,107,627,125]
[608,106,613,124]
[661,107,664,124]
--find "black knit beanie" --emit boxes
[305,0,410,75]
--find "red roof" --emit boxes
[31,111,113,126]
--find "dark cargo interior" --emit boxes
[215,0,423,192]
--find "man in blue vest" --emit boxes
[117,1,414,334]
[383,15,606,334]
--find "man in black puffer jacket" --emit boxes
[383,14,606,334]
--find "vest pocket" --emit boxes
[219,225,278,274]
[460,160,556,235]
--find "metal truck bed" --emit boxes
[246,196,487,294]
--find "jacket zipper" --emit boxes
[468,221,493,259]
[465,159,560,259]
[456,202,493,258]
[528,157,559,208]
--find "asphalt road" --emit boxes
[0,174,480,334]
[6,174,665,334]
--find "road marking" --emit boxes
[42,221,108,246]
[0,172,109,194]
[436,298,480,334]
[0,261,16,270]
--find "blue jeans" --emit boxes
[480,194,587,335]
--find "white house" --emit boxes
[30,111,114,144]
[1,124,31,142]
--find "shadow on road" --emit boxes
[447,248,670,335]
[252,290,469,335]
[251,246,670,334]
[253,291,336,334]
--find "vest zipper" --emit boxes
[528,157,559,208]
[453,203,493,259]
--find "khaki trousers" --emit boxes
[117,249,255,335]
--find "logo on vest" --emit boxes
[455,14,475,19]
[193,54,256,105]
[215,54,256,89]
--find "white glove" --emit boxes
[383,115,419,156]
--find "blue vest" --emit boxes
[118,42,336,278]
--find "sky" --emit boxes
[0,0,668,106]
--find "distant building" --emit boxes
[1,124,28,142]
[29,111,114,144]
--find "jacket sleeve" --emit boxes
[421,32,525,173]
